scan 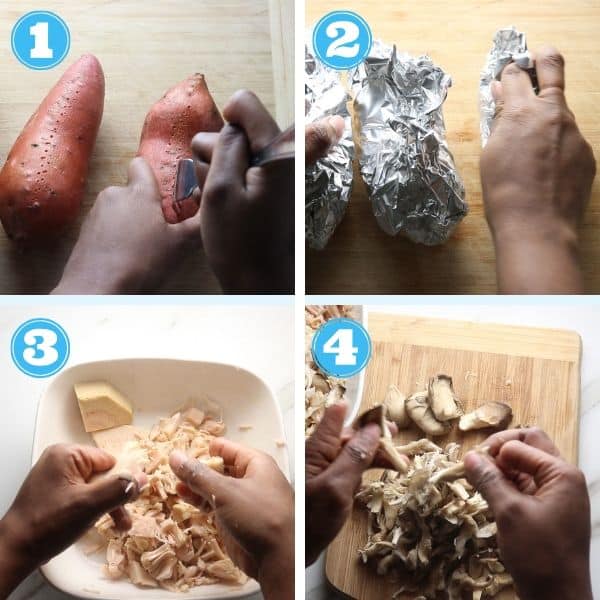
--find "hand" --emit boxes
[305,115,345,165]
[481,47,596,294]
[0,444,145,598]
[169,439,293,600]
[464,428,592,600]
[52,157,201,294]
[192,90,293,293]
[305,402,406,565]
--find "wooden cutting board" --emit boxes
[326,313,582,599]
[306,0,600,293]
[0,0,292,293]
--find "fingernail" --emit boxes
[118,475,140,500]
[327,115,345,140]
[360,422,382,440]
[169,450,188,473]
[135,472,148,489]
[464,451,483,470]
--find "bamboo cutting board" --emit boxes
[306,0,600,293]
[326,313,582,599]
[0,0,292,293]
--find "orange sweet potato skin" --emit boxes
[0,54,104,244]
[137,74,224,223]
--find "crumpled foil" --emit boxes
[351,40,467,245]
[479,27,531,146]
[305,45,354,250]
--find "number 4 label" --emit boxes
[312,317,372,378]
[323,328,358,365]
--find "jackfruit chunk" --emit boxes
[74,381,133,432]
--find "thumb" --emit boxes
[464,451,519,516]
[306,401,349,479]
[496,440,565,489]
[170,451,231,505]
[325,423,381,496]
[178,203,203,243]
[305,116,345,166]
[80,473,144,516]
[127,156,160,196]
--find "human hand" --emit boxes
[305,401,407,565]
[464,428,592,600]
[0,444,144,598]
[52,157,201,294]
[169,439,293,600]
[305,115,345,165]
[192,90,293,294]
[481,47,596,294]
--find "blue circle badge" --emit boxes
[11,318,70,378]
[11,11,71,70]
[312,11,372,70]
[312,317,372,378]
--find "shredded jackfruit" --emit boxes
[93,408,247,591]
[305,305,356,437]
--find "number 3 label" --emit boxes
[312,317,371,378]
[11,319,70,377]
[313,11,372,70]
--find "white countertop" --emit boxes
[0,304,293,600]
[307,303,600,599]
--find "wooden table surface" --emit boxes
[306,0,600,294]
[0,1,291,294]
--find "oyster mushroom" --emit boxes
[428,374,463,421]
[384,384,410,429]
[395,439,441,456]
[406,391,451,436]
[356,439,512,599]
[459,401,513,431]
[354,404,408,473]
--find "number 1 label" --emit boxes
[11,11,70,70]
[30,22,53,59]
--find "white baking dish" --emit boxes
[32,358,289,600]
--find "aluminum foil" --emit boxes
[351,40,467,245]
[305,44,354,250]
[480,27,532,146]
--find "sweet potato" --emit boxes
[137,73,224,223]
[0,54,105,244]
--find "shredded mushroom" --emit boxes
[93,408,247,591]
[356,441,512,600]
[305,305,356,437]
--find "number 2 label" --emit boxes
[312,11,372,70]
[325,21,360,59]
